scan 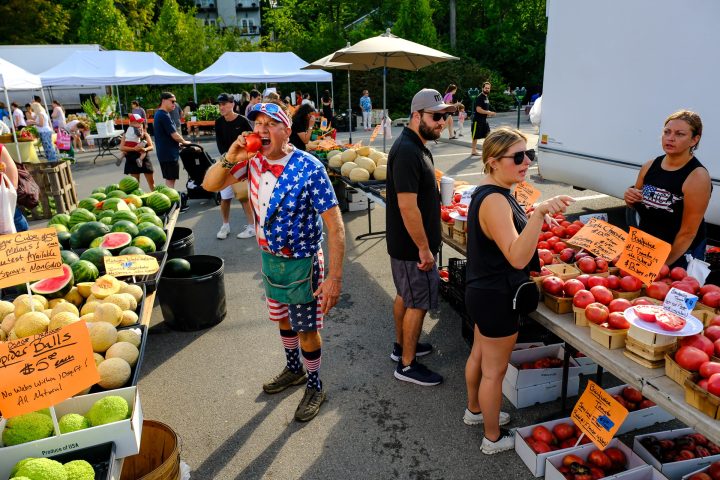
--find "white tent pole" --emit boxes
[347,68,352,144]
[193,80,198,104]
[382,58,387,152]
[330,78,334,128]
[40,89,49,115]
[3,86,22,162]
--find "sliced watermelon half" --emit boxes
[31,263,74,299]
[100,232,133,254]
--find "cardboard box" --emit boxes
[633,428,720,480]
[574,354,599,375]
[505,344,582,388]
[514,342,547,351]
[502,375,580,409]
[681,465,711,480]
[514,417,580,477]
[346,188,364,203]
[0,387,142,480]
[545,438,651,480]
[347,198,374,212]
[604,385,675,434]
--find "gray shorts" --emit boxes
[390,257,439,311]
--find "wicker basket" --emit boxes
[0,133,13,143]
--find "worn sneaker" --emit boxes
[294,387,327,422]
[216,224,230,239]
[262,367,307,394]
[481,428,515,455]
[390,342,433,362]
[463,408,511,426]
[237,224,256,239]
[394,360,442,386]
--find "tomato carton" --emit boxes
[0,386,142,480]
[514,342,549,351]
[590,322,629,350]
[544,292,575,314]
[502,375,579,409]
[504,344,582,388]
[514,417,583,477]
[684,376,720,419]
[573,353,598,375]
[604,385,674,434]
[545,438,652,480]
[633,428,720,480]
[681,463,717,480]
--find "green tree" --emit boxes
[78,0,135,49]
[392,0,438,48]
[0,0,69,44]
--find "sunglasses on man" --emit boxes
[500,149,536,165]
[420,110,450,122]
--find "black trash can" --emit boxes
[167,227,195,259]
[158,255,226,331]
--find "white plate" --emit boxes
[449,211,467,221]
[623,307,703,337]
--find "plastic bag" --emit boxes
[56,129,72,151]
[686,254,711,286]
[529,96,542,127]
[0,172,17,234]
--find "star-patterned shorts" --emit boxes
[266,249,325,331]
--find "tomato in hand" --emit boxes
[245,133,262,152]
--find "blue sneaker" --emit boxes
[394,360,443,386]
[390,342,433,362]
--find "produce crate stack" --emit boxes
[24,161,78,221]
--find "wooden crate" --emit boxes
[453,219,467,233]
[442,221,454,238]
[543,292,573,314]
[573,305,589,326]
[623,349,665,369]
[634,296,662,306]
[24,161,78,220]
[665,350,694,387]
[544,263,581,281]
[694,307,718,326]
[611,289,642,300]
[590,322,628,349]
[684,376,720,419]
[453,231,466,246]
[627,324,676,346]
[625,335,675,362]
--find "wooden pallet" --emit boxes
[24,161,78,220]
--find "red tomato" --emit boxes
[646,282,670,300]
[706,326,720,342]
[573,290,595,309]
[670,267,688,280]
[607,312,630,329]
[531,425,555,445]
[604,447,627,467]
[585,302,609,325]
[656,311,687,331]
[621,386,643,403]
[245,133,262,152]
[633,305,664,322]
[454,193,461,203]
[657,264,670,279]
[564,279,585,297]
[699,362,720,379]
[588,450,612,469]
[608,298,632,313]
[542,276,565,296]
[576,274,591,288]
[680,334,715,358]
[675,346,710,371]
[537,241,550,250]
[595,258,608,272]
[605,275,621,290]
[620,275,643,292]
[589,286,614,305]
[562,454,585,467]
[703,291,720,308]
[553,241,568,254]
[587,276,608,289]
[577,257,597,274]
[552,423,576,441]
[551,226,567,238]
[441,210,452,222]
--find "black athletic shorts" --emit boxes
[472,119,490,140]
[465,287,519,338]
[124,152,154,175]
[159,160,180,180]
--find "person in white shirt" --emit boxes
[11,103,26,130]
[301,93,315,109]
[0,119,10,134]
[51,101,66,131]
[31,102,58,162]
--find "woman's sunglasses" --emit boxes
[500,149,536,165]
[420,111,450,122]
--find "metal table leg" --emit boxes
[355,197,386,240]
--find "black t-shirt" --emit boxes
[215,114,252,154]
[385,127,441,261]
[474,93,490,121]
[289,117,311,151]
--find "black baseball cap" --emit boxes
[217,93,234,103]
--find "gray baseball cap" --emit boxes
[410,88,457,113]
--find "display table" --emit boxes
[186,120,214,142]
[1,140,39,163]
[85,130,124,164]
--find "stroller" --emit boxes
[179,143,221,206]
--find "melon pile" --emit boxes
[327,146,388,182]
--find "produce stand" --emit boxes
[85,130,124,164]
[186,120,215,142]
[0,140,39,163]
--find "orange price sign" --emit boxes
[617,227,671,285]
[568,218,628,261]
[0,321,100,418]
[570,380,629,450]
[369,125,382,143]
[513,181,541,207]
[0,228,63,289]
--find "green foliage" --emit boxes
[78,0,135,49]
[393,0,438,48]
[0,0,69,44]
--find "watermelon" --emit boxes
[135,207,155,216]
[78,198,100,211]
[75,221,110,248]
[70,223,83,233]
[80,247,113,270]
[90,237,104,248]
[146,192,172,214]
[125,194,143,208]
[92,186,106,194]
[98,210,114,219]
[112,211,138,224]
[100,232,133,254]
[31,264,74,299]
[131,236,156,253]
[69,208,96,228]
[131,189,144,196]
[105,184,120,194]
[60,250,80,266]
[118,176,140,194]
[99,217,113,226]
[101,198,124,211]
[50,223,69,234]
[49,213,71,228]
[138,225,166,248]
[154,186,180,204]
[90,192,107,201]
[119,246,146,256]
[137,214,163,228]
[163,258,191,278]
[57,231,71,249]
[106,190,128,199]
[112,220,139,237]
[71,260,99,283]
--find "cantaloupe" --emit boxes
[340,149,357,163]
[373,165,387,181]
[368,150,384,163]
[327,149,341,160]
[340,162,358,177]
[329,155,343,168]
[349,168,370,182]
[356,146,371,156]
[355,156,376,175]
[376,156,388,167]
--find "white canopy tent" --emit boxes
[194,52,332,84]
[0,57,46,160]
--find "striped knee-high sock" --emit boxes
[301,348,322,391]
[280,329,302,374]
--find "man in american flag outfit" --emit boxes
[202,102,345,422]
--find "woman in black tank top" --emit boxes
[464,127,573,454]
[624,110,711,268]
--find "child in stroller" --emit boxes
[179,143,221,206]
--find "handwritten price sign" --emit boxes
[513,182,541,207]
[104,255,159,277]
[369,125,382,143]
[568,218,628,261]
[617,228,671,285]
[0,228,63,289]
[571,381,629,450]
[0,322,99,417]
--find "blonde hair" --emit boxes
[482,127,527,174]
[30,102,47,116]
[665,109,702,153]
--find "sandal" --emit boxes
[471,152,481,156]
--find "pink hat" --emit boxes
[128,113,143,123]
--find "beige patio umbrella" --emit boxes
[302,47,374,143]
[330,29,459,150]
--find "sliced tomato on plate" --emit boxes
[656,311,686,331]
[633,305,664,323]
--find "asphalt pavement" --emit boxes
[33,112,679,479]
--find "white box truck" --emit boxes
[537,0,720,228]
[0,44,107,111]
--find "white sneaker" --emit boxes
[463,408,511,426]
[216,224,230,239]
[237,224,256,239]
[481,429,515,455]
